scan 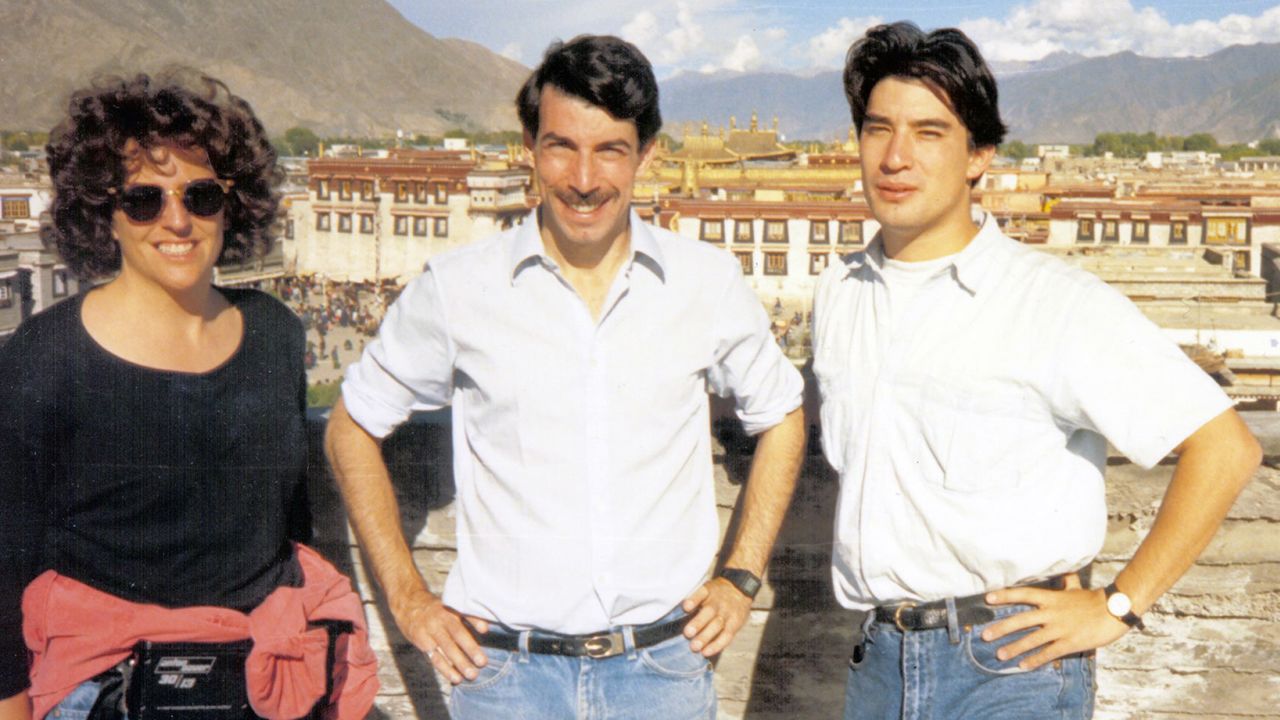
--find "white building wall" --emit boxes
[292,189,483,282]
[1047,218,1076,246]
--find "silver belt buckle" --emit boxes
[582,631,624,659]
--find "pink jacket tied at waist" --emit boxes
[22,543,379,720]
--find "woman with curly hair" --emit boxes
[0,69,376,720]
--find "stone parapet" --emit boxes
[304,410,1280,719]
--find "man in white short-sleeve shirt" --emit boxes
[814,22,1260,719]
[325,35,805,719]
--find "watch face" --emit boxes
[1107,591,1133,617]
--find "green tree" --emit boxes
[2,131,32,152]
[1257,138,1280,155]
[1182,133,1217,152]
[1000,140,1032,160]
[282,126,320,156]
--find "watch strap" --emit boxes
[1104,582,1145,630]
[719,568,762,600]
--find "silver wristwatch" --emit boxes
[1104,582,1145,630]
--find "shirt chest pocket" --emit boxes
[919,377,1042,493]
[813,362,872,475]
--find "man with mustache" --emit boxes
[326,35,805,719]
[812,22,1260,718]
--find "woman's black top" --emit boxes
[0,288,310,697]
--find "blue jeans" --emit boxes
[844,603,1095,720]
[448,608,716,720]
[48,676,129,720]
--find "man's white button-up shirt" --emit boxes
[813,214,1231,610]
[343,210,804,632]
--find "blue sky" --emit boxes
[389,0,1280,77]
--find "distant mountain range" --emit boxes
[6,3,1280,147]
[0,0,529,137]
[660,44,1280,144]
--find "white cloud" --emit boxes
[959,0,1280,62]
[613,1,794,75]
[660,2,708,64]
[620,11,660,49]
[721,35,762,72]
[499,42,523,63]
[398,0,1280,77]
[804,16,884,69]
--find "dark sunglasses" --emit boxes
[110,178,234,223]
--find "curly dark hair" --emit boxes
[42,67,282,279]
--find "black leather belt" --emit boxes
[476,615,688,659]
[873,575,1069,632]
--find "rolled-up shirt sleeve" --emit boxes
[342,268,455,438]
[706,270,804,435]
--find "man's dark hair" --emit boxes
[516,35,662,149]
[843,22,1007,148]
[43,67,281,279]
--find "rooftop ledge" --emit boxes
[299,406,1280,719]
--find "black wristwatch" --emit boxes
[719,568,762,600]
[1104,582,1145,630]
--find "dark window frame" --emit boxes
[764,220,788,244]
[1102,219,1118,243]
[810,220,829,244]
[839,221,862,244]
[700,219,724,242]
[1132,220,1148,244]
[1076,218,1095,243]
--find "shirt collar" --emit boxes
[841,211,1003,295]
[949,212,1003,294]
[508,208,667,283]
[508,210,546,280]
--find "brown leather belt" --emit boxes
[873,575,1069,632]
[476,615,688,659]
